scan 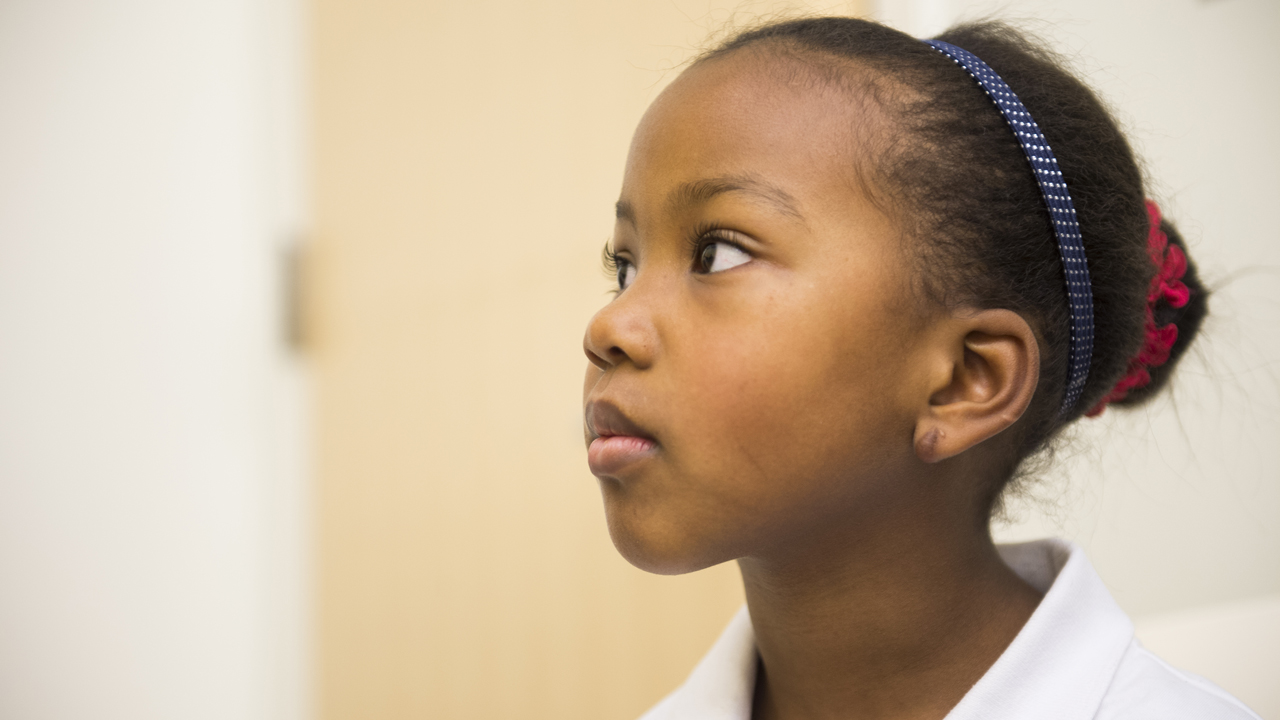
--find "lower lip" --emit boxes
[587,436,657,476]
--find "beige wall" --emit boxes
[311,2,866,719]
[312,2,1278,718]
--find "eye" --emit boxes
[697,240,751,274]
[603,244,636,293]
[617,258,637,291]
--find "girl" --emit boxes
[582,16,1258,720]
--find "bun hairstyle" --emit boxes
[698,18,1208,506]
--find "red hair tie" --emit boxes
[1085,200,1190,417]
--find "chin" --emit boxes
[603,502,733,576]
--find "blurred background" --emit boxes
[0,0,1276,719]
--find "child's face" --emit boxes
[583,50,937,574]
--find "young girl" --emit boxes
[581,16,1258,720]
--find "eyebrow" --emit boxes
[614,174,803,226]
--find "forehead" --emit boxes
[622,49,880,220]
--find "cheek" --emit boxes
[594,264,925,571]
[664,301,912,507]
[689,284,909,428]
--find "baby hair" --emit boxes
[698,17,1208,510]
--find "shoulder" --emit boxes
[1094,640,1260,720]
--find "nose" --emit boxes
[583,287,658,371]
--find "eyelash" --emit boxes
[685,222,730,260]
[601,242,621,276]
[600,223,749,289]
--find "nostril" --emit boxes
[585,347,612,370]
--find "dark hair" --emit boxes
[698,17,1208,507]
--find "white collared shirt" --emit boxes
[639,539,1260,720]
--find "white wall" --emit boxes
[0,1,309,719]
[874,0,1279,713]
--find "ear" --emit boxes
[913,309,1040,464]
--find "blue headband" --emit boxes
[924,39,1095,414]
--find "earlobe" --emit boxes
[913,309,1040,464]
[914,425,946,464]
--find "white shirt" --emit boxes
[639,539,1260,720]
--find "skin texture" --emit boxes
[583,47,1045,720]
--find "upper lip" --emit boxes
[585,399,654,442]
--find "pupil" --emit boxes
[700,243,716,271]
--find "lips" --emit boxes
[585,400,658,476]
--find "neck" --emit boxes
[740,489,1042,720]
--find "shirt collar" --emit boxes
[641,539,1134,720]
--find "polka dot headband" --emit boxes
[924,39,1095,415]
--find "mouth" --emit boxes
[584,399,658,476]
